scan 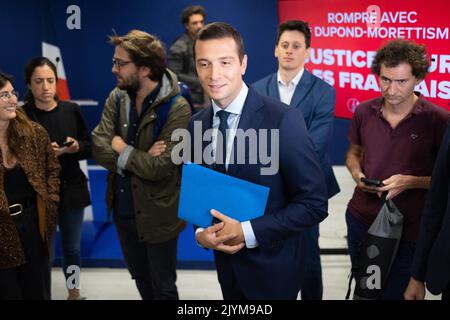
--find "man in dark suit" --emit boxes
[188,22,328,300]
[405,125,450,300]
[252,20,339,300]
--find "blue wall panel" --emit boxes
[2,0,350,268]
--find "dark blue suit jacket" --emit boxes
[411,124,450,295]
[252,70,340,198]
[187,87,328,299]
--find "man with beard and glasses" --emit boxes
[92,29,192,300]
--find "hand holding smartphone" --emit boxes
[61,140,74,148]
[361,177,384,187]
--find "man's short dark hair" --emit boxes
[0,72,13,89]
[194,22,245,62]
[276,20,311,48]
[181,5,206,25]
[109,29,166,82]
[371,39,430,80]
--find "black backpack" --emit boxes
[346,194,404,300]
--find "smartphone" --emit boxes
[61,140,74,147]
[361,177,384,187]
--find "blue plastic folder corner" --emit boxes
[178,163,270,228]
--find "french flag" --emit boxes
[41,4,93,221]
[40,0,71,100]
[40,2,98,107]
[42,41,71,100]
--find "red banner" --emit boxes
[279,0,450,119]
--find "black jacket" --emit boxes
[23,100,91,210]
[411,124,450,294]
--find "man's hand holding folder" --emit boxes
[195,210,245,254]
[178,163,270,254]
[178,163,270,226]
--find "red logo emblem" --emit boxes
[347,98,360,113]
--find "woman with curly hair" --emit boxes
[0,72,60,300]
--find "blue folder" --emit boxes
[178,163,270,227]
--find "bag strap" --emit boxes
[380,192,395,211]
[345,239,363,299]
[114,91,122,135]
[380,191,387,204]
[345,267,357,299]
[115,90,180,140]
[153,93,180,140]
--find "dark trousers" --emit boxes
[113,213,179,300]
[0,205,50,300]
[220,278,247,300]
[346,209,415,300]
[57,207,84,280]
[442,284,450,301]
[215,252,247,300]
[300,224,323,300]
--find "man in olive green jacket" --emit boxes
[92,30,191,300]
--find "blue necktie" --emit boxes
[215,110,230,173]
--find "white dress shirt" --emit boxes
[211,85,247,170]
[277,68,304,105]
[196,83,259,249]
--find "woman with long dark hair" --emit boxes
[22,57,91,300]
[0,72,60,299]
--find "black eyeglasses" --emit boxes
[112,58,133,69]
[0,90,19,102]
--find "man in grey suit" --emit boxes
[252,20,339,300]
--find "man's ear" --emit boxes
[140,65,152,78]
[241,54,248,75]
[415,77,422,86]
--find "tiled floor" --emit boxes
[51,167,441,300]
[51,255,352,300]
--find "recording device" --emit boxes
[361,177,384,187]
[61,140,74,148]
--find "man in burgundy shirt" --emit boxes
[345,39,449,299]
